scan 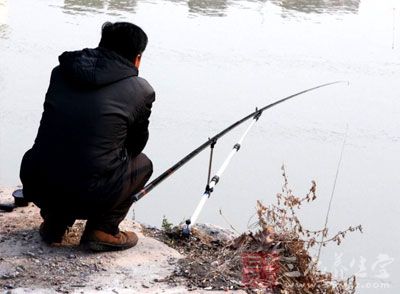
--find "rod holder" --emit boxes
[182,219,191,237]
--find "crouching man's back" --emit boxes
[20,22,155,251]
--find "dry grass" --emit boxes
[144,166,362,293]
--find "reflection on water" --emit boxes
[0,0,8,39]
[270,0,360,15]
[188,0,228,17]
[61,0,360,17]
[108,0,137,12]
[63,0,137,14]
[185,0,361,17]
[0,24,7,39]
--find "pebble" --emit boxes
[16,265,25,272]
[26,251,35,257]
[284,271,301,278]
[1,273,11,279]
[281,256,297,262]
[71,284,86,288]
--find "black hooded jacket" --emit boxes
[20,47,155,200]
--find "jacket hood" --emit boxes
[58,47,138,87]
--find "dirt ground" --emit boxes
[1,184,357,294]
[1,187,239,294]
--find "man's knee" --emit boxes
[135,153,153,179]
[143,154,153,180]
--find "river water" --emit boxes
[0,0,399,292]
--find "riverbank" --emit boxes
[1,183,360,293]
[0,187,239,293]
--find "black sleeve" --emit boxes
[126,91,155,158]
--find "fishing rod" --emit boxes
[132,81,346,206]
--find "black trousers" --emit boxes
[84,153,153,234]
[26,153,153,235]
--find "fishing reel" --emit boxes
[0,189,29,212]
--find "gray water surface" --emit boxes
[0,0,399,292]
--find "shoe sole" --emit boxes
[83,241,137,252]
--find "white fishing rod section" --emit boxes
[183,112,262,236]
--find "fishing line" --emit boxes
[393,8,396,49]
[316,124,349,262]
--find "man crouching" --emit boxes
[19,22,155,251]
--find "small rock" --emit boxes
[142,284,150,288]
[1,274,11,279]
[192,223,238,242]
[211,261,219,267]
[284,271,301,278]
[26,251,35,257]
[71,284,86,288]
[281,256,297,262]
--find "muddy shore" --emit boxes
[0,187,242,293]
[1,183,358,294]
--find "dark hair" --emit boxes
[99,22,148,61]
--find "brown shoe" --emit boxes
[80,229,138,252]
